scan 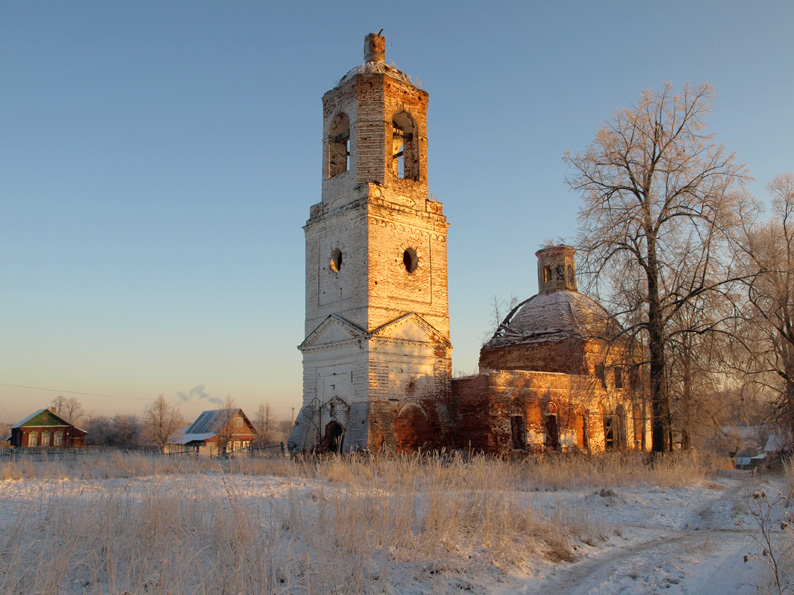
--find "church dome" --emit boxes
[484,290,616,350]
[483,244,619,350]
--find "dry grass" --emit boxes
[0,450,725,593]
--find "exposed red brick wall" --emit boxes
[450,370,645,455]
[479,338,588,375]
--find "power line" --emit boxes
[0,383,150,402]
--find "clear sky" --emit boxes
[2,1,792,425]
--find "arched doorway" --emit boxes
[544,403,560,451]
[324,420,345,453]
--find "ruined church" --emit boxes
[288,33,647,455]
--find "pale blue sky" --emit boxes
[2,1,792,424]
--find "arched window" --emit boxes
[54,430,64,446]
[543,265,552,284]
[41,431,50,447]
[328,113,350,178]
[28,431,38,447]
[392,111,419,181]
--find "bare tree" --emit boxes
[85,414,143,446]
[666,307,731,449]
[480,293,520,345]
[566,82,749,453]
[216,395,237,455]
[736,174,794,439]
[51,395,85,426]
[278,418,294,443]
[254,402,275,445]
[144,394,184,452]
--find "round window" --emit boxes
[330,249,343,272]
[403,248,418,273]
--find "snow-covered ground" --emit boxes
[0,467,788,593]
[526,476,771,594]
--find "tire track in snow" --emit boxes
[526,479,762,594]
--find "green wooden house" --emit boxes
[10,408,86,448]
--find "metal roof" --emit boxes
[185,409,240,435]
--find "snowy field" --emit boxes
[0,453,789,594]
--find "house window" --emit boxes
[54,431,64,446]
[233,417,243,428]
[41,431,50,447]
[328,113,350,178]
[392,111,418,181]
[28,431,37,447]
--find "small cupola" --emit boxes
[536,245,577,294]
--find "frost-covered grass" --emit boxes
[1,449,724,486]
[0,451,729,594]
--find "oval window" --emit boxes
[403,248,418,273]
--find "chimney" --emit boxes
[364,32,385,63]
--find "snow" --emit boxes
[0,468,787,593]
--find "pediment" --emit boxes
[369,313,451,346]
[299,315,365,350]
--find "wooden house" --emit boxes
[10,408,87,448]
[170,408,256,456]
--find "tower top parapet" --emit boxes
[364,32,385,63]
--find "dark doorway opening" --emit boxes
[511,416,526,450]
[544,415,559,450]
[324,420,344,453]
[604,415,621,450]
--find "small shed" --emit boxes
[10,408,87,448]
[170,408,256,456]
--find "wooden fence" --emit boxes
[0,442,286,462]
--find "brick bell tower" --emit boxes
[288,33,452,454]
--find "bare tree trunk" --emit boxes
[680,349,692,450]
[785,348,794,441]
[648,243,672,453]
